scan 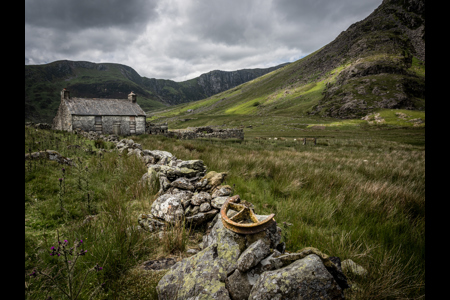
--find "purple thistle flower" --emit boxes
[64,239,68,244]
[57,253,60,257]
[50,246,55,250]
[80,239,83,244]
[94,263,103,272]
[50,253,53,256]
[59,178,63,182]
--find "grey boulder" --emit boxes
[171,177,194,190]
[156,244,232,300]
[191,191,212,206]
[211,196,229,209]
[249,254,345,300]
[186,209,219,226]
[150,194,184,223]
[236,239,271,272]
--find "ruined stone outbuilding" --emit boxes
[52,89,146,136]
[168,126,244,140]
[146,122,168,135]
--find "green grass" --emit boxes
[24,127,159,299]
[408,56,425,78]
[377,109,425,126]
[306,109,425,129]
[131,125,424,298]
[25,123,425,299]
[148,61,354,121]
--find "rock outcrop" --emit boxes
[25,149,74,166]
[308,0,425,118]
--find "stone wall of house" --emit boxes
[136,116,146,134]
[52,101,72,131]
[71,115,145,135]
[72,115,96,132]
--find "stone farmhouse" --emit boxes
[52,89,146,135]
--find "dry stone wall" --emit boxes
[146,122,168,135]
[168,126,244,140]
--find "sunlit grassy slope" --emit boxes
[150,0,425,124]
[150,50,425,125]
[150,54,331,120]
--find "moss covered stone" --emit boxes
[249,254,345,300]
[156,244,232,299]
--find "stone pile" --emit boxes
[157,197,350,300]
[75,129,119,143]
[408,118,424,126]
[25,122,52,130]
[105,137,229,230]
[395,112,425,127]
[25,149,74,166]
[361,112,385,124]
[139,163,232,229]
[146,122,168,135]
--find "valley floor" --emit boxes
[25,118,425,299]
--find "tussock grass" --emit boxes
[131,129,425,299]
[26,125,425,299]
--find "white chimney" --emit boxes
[128,91,137,103]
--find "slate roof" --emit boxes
[64,97,146,116]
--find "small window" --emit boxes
[95,116,102,124]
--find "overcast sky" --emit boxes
[25,0,382,82]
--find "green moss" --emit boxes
[408,56,425,77]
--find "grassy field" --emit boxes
[25,119,425,299]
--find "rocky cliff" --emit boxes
[151,0,425,120]
[307,0,425,118]
[196,65,289,97]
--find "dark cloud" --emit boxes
[25,0,383,81]
[25,0,160,64]
[184,1,267,46]
[25,0,159,31]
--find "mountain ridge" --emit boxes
[24,60,289,122]
[153,0,425,122]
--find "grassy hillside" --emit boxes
[25,61,168,123]
[151,0,425,124]
[25,61,288,124]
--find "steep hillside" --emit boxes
[25,61,164,123]
[24,60,287,123]
[154,0,425,121]
[142,64,289,105]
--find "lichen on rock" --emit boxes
[249,254,345,300]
